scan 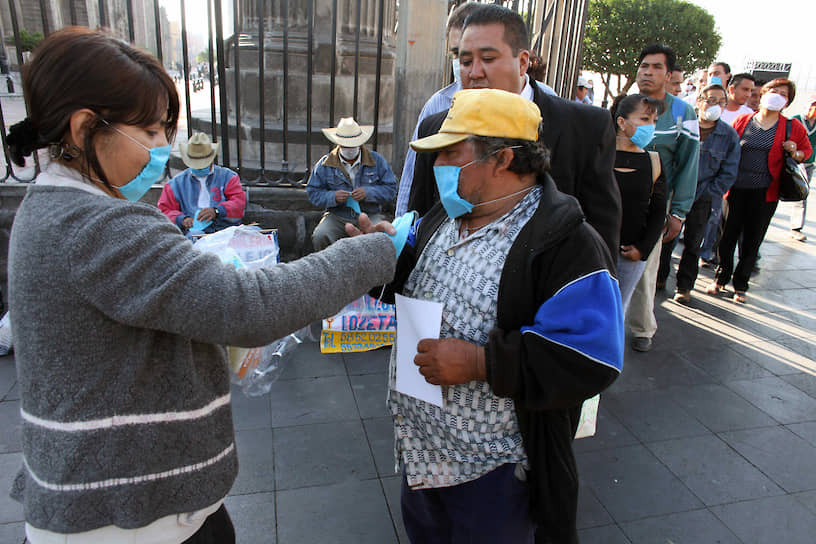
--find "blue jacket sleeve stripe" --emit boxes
[520,269,624,373]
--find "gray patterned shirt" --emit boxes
[389,186,542,488]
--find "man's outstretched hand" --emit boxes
[345,212,396,237]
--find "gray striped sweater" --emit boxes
[8,180,395,533]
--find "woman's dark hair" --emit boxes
[468,132,551,178]
[609,94,665,132]
[527,51,547,82]
[7,27,179,188]
[761,78,796,107]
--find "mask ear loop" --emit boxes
[99,119,151,152]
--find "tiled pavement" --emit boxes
[1,205,816,543]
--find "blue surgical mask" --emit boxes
[433,147,524,219]
[629,124,655,149]
[433,162,476,218]
[191,166,211,177]
[105,122,170,201]
[709,76,722,86]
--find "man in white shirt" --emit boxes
[574,75,593,104]
[719,73,756,125]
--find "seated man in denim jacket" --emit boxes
[158,132,245,236]
[307,117,397,250]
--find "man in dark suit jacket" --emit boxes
[408,4,621,258]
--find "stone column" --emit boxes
[392,0,446,175]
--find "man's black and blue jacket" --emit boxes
[377,175,624,543]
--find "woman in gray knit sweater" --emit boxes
[5,28,396,543]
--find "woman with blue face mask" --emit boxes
[609,93,668,313]
[4,28,397,544]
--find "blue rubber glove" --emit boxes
[387,211,417,258]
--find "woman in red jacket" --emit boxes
[707,78,812,303]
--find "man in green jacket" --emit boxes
[629,44,700,352]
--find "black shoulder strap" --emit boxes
[786,118,791,140]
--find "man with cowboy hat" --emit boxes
[307,117,397,250]
[158,132,246,235]
[356,89,623,543]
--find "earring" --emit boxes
[49,142,82,161]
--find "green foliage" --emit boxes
[196,48,210,65]
[16,29,44,53]
[582,0,721,97]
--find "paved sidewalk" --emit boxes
[1,205,816,543]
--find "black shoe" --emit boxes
[631,336,653,352]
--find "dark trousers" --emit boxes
[401,464,536,544]
[183,505,235,544]
[675,195,712,291]
[656,236,676,287]
[715,188,778,293]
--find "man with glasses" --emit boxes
[659,84,740,303]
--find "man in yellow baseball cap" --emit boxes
[363,88,624,542]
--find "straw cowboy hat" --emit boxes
[179,132,220,169]
[321,117,373,148]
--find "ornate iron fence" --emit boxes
[0,0,588,185]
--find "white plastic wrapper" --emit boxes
[193,225,279,270]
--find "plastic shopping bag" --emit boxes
[193,225,279,269]
[228,325,316,396]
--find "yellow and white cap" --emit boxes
[410,89,542,152]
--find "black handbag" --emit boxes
[777,119,810,202]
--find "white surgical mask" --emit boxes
[700,105,722,122]
[339,146,360,161]
[760,92,788,112]
[452,58,462,85]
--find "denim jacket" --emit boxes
[306,146,397,221]
[696,119,740,201]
